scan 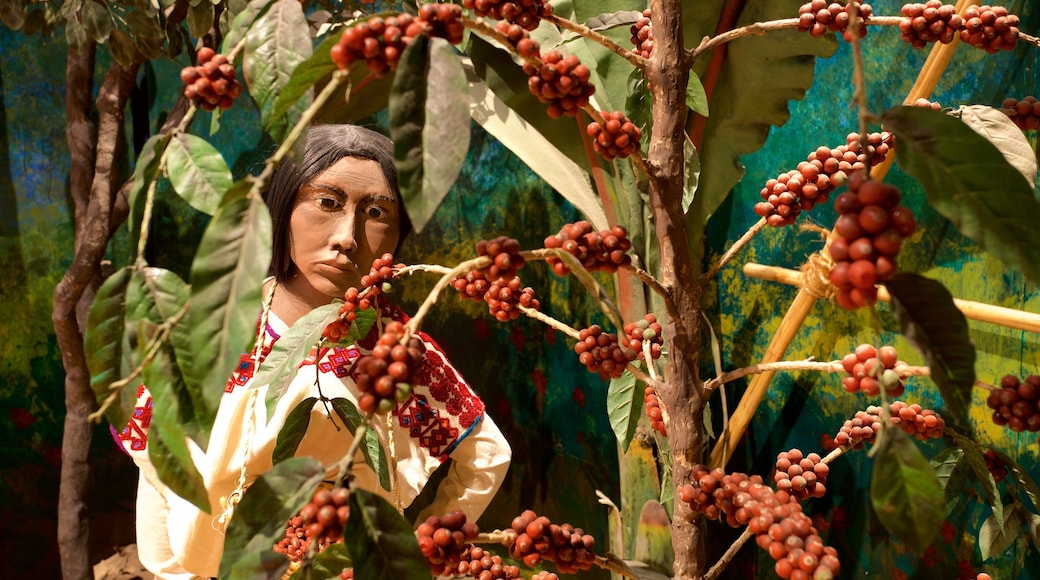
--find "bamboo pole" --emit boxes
[743,263,1040,334]
[708,0,979,469]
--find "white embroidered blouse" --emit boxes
[117,300,511,579]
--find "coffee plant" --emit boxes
[11,0,1040,578]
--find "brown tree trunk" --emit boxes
[646,1,707,578]
[55,54,139,580]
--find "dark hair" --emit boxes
[264,124,412,283]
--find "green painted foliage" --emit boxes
[166,132,233,216]
[85,267,133,427]
[244,0,312,142]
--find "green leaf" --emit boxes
[273,397,316,464]
[108,28,138,67]
[270,32,339,124]
[165,132,232,216]
[947,431,1002,525]
[389,36,470,234]
[85,267,133,426]
[682,136,701,215]
[65,17,88,51]
[147,421,210,513]
[346,488,428,579]
[292,542,351,580]
[81,0,111,42]
[467,65,608,230]
[1028,513,1040,555]
[870,428,944,553]
[607,372,642,452]
[885,273,976,429]
[582,10,641,32]
[243,0,312,142]
[255,304,338,401]
[220,457,325,579]
[686,73,708,117]
[930,447,966,517]
[689,0,835,230]
[994,448,1040,514]
[188,191,272,423]
[0,0,26,30]
[127,9,164,42]
[979,504,1022,561]
[187,0,213,38]
[882,105,1040,287]
[128,134,170,257]
[330,398,390,491]
[222,0,276,54]
[955,105,1037,188]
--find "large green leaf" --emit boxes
[273,397,316,464]
[886,273,976,429]
[165,132,233,216]
[330,398,391,491]
[955,105,1037,187]
[979,504,1022,561]
[144,332,210,514]
[187,0,213,39]
[993,448,1040,514]
[882,106,1040,287]
[128,134,171,257]
[607,372,642,452]
[947,430,1003,526]
[188,191,272,423]
[243,0,312,142]
[81,0,111,42]
[254,304,338,395]
[689,0,835,230]
[270,32,339,124]
[389,36,470,234]
[870,428,944,553]
[108,29,138,67]
[466,66,609,230]
[346,488,428,579]
[220,457,325,579]
[222,0,277,55]
[929,447,967,517]
[291,542,351,580]
[85,267,133,426]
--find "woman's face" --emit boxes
[284,156,401,308]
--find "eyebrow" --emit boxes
[305,182,398,205]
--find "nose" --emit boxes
[330,210,359,254]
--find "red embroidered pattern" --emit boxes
[224,322,281,392]
[118,385,154,451]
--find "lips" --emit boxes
[317,261,355,276]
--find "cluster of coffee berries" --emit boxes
[354,321,424,413]
[543,222,632,275]
[960,5,1020,52]
[494,20,540,58]
[417,2,465,45]
[623,314,663,361]
[983,449,1008,483]
[574,325,634,380]
[890,401,946,440]
[323,286,377,343]
[523,50,596,119]
[508,510,597,573]
[587,111,642,160]
[1001,96,1040,131]
[416,510,480,576]
[754,132,892,227]
[274,487,352,561]
[680,466,841,578]
[180,47,243,112]
[531,573,560,580]
[462,0,552,31]
[644,386,666,435]
[833,401,946,448]
[899,2,962,47]
[451,545,522,579]
[773,449,829,501]
[476,237,526,283]
[840,343,905,397]
[361,253,402,295]
[630,9,654,58]
[827,173,916,309]
[484,277,540,322]
[331,14,424,76]
[912,97,943,110]
[986,374,1040,432]
[337,569,353,579]
[796,1,873,40]
[832,407,883,449]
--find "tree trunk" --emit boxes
[646,1,707,578]
[55,55,139,580]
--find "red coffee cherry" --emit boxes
[543,222,632,275]
[523,49,595,119]
[899,2,963,48]
[587,111,642,160]
[354,321,425,414]
[180,48,243,112]
[960,5,1020,53]
[796,1,874,41]
[462,0,552,31]
[331,14,426,76]
[630,9,654,58]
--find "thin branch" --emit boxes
[689,18,800,60]
[703,359,930,392]
[848,4,872,147]
[1019,31,1040,48]
[405,256,492,334]
[518,303,580,340]
[580,104,652,176]
[332,420,371,488]
[702,217,766,281]
[619,263,672,311]
[463,16,542,68]
[702,528,754,580]
[974,379,997,392]
[545,13,648,69]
